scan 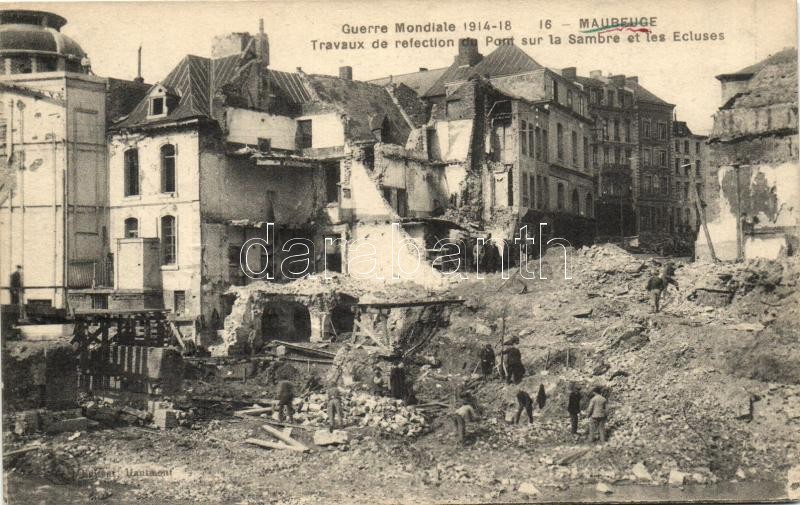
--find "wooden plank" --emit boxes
[694,184,718,262]
[260,423,310,451]
[244,438,308,452]
[271,340,335,358]
[234,407,273,418]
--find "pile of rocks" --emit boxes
[278,390,428,436]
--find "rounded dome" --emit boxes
[0,10,86,61]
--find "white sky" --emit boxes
[13,0,799,133]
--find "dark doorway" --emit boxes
[261,301,312,342]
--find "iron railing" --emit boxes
[68,258,113,288]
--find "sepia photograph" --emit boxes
[0,0,798,503]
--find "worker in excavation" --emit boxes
[327,386,344,432]
[276,380,295,422]
[567,383,582,435]
[645,264,678,313]
[450,394,480,445]
[371,367,386,396]
[501,343,525,385]
[514,389,534,424]
[586,387,608,443]
[389,362,407,400]
[480,344,496,378]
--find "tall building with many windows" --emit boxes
[575,71,676,251]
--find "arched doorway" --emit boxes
[261,301,312,342]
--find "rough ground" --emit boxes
[4,245,800,504]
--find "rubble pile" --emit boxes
[261,390,428,437]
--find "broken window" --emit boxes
[124,217,139,238]
[542,129,548,161]
[583,137,589,170]
[556,123,564,160]
[297,120,313,149]
[397,188,408,217]
[529,174,535,207]
[684,140,690,153]
[161,144,176,193]
[613,120,620,141]
[624,120,631,142]
[160,215,176,265]
[324,162,340,203]
[174,291,186,315]
[528,127,535,159]
[571,131,578,166]
[228,244,245,285]
[522,172,529,207]
[124,149,139,197]
[520,120,528,156]
[507,169,513,207]
[324,234,343,273]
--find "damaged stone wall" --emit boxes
[373,144,450,217]
[698,52,799,261]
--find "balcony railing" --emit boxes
[68,258,113,289]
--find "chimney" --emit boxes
[455,38,482,66]
[212,32,253,58]
[339,66,353,80]
[627,76,638,84]
[610,74,626,86]
[561,67,577,80]
[256,19,270,67]
[134,45,143,83]
[419,67,428,72]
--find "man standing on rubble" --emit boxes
[646,264,678,313]
[501,343,525,384]
[586,387,608,443]
[567,383,582,435]
[327,385,344,432]
[480,344,495,378]
[276,380,295,422]
[390,362,407,400]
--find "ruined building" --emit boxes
[697,48,799,260]
[373,40,597,249]
[104,22,445,344]
[671,120,709,249]
[0,9,148,308]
